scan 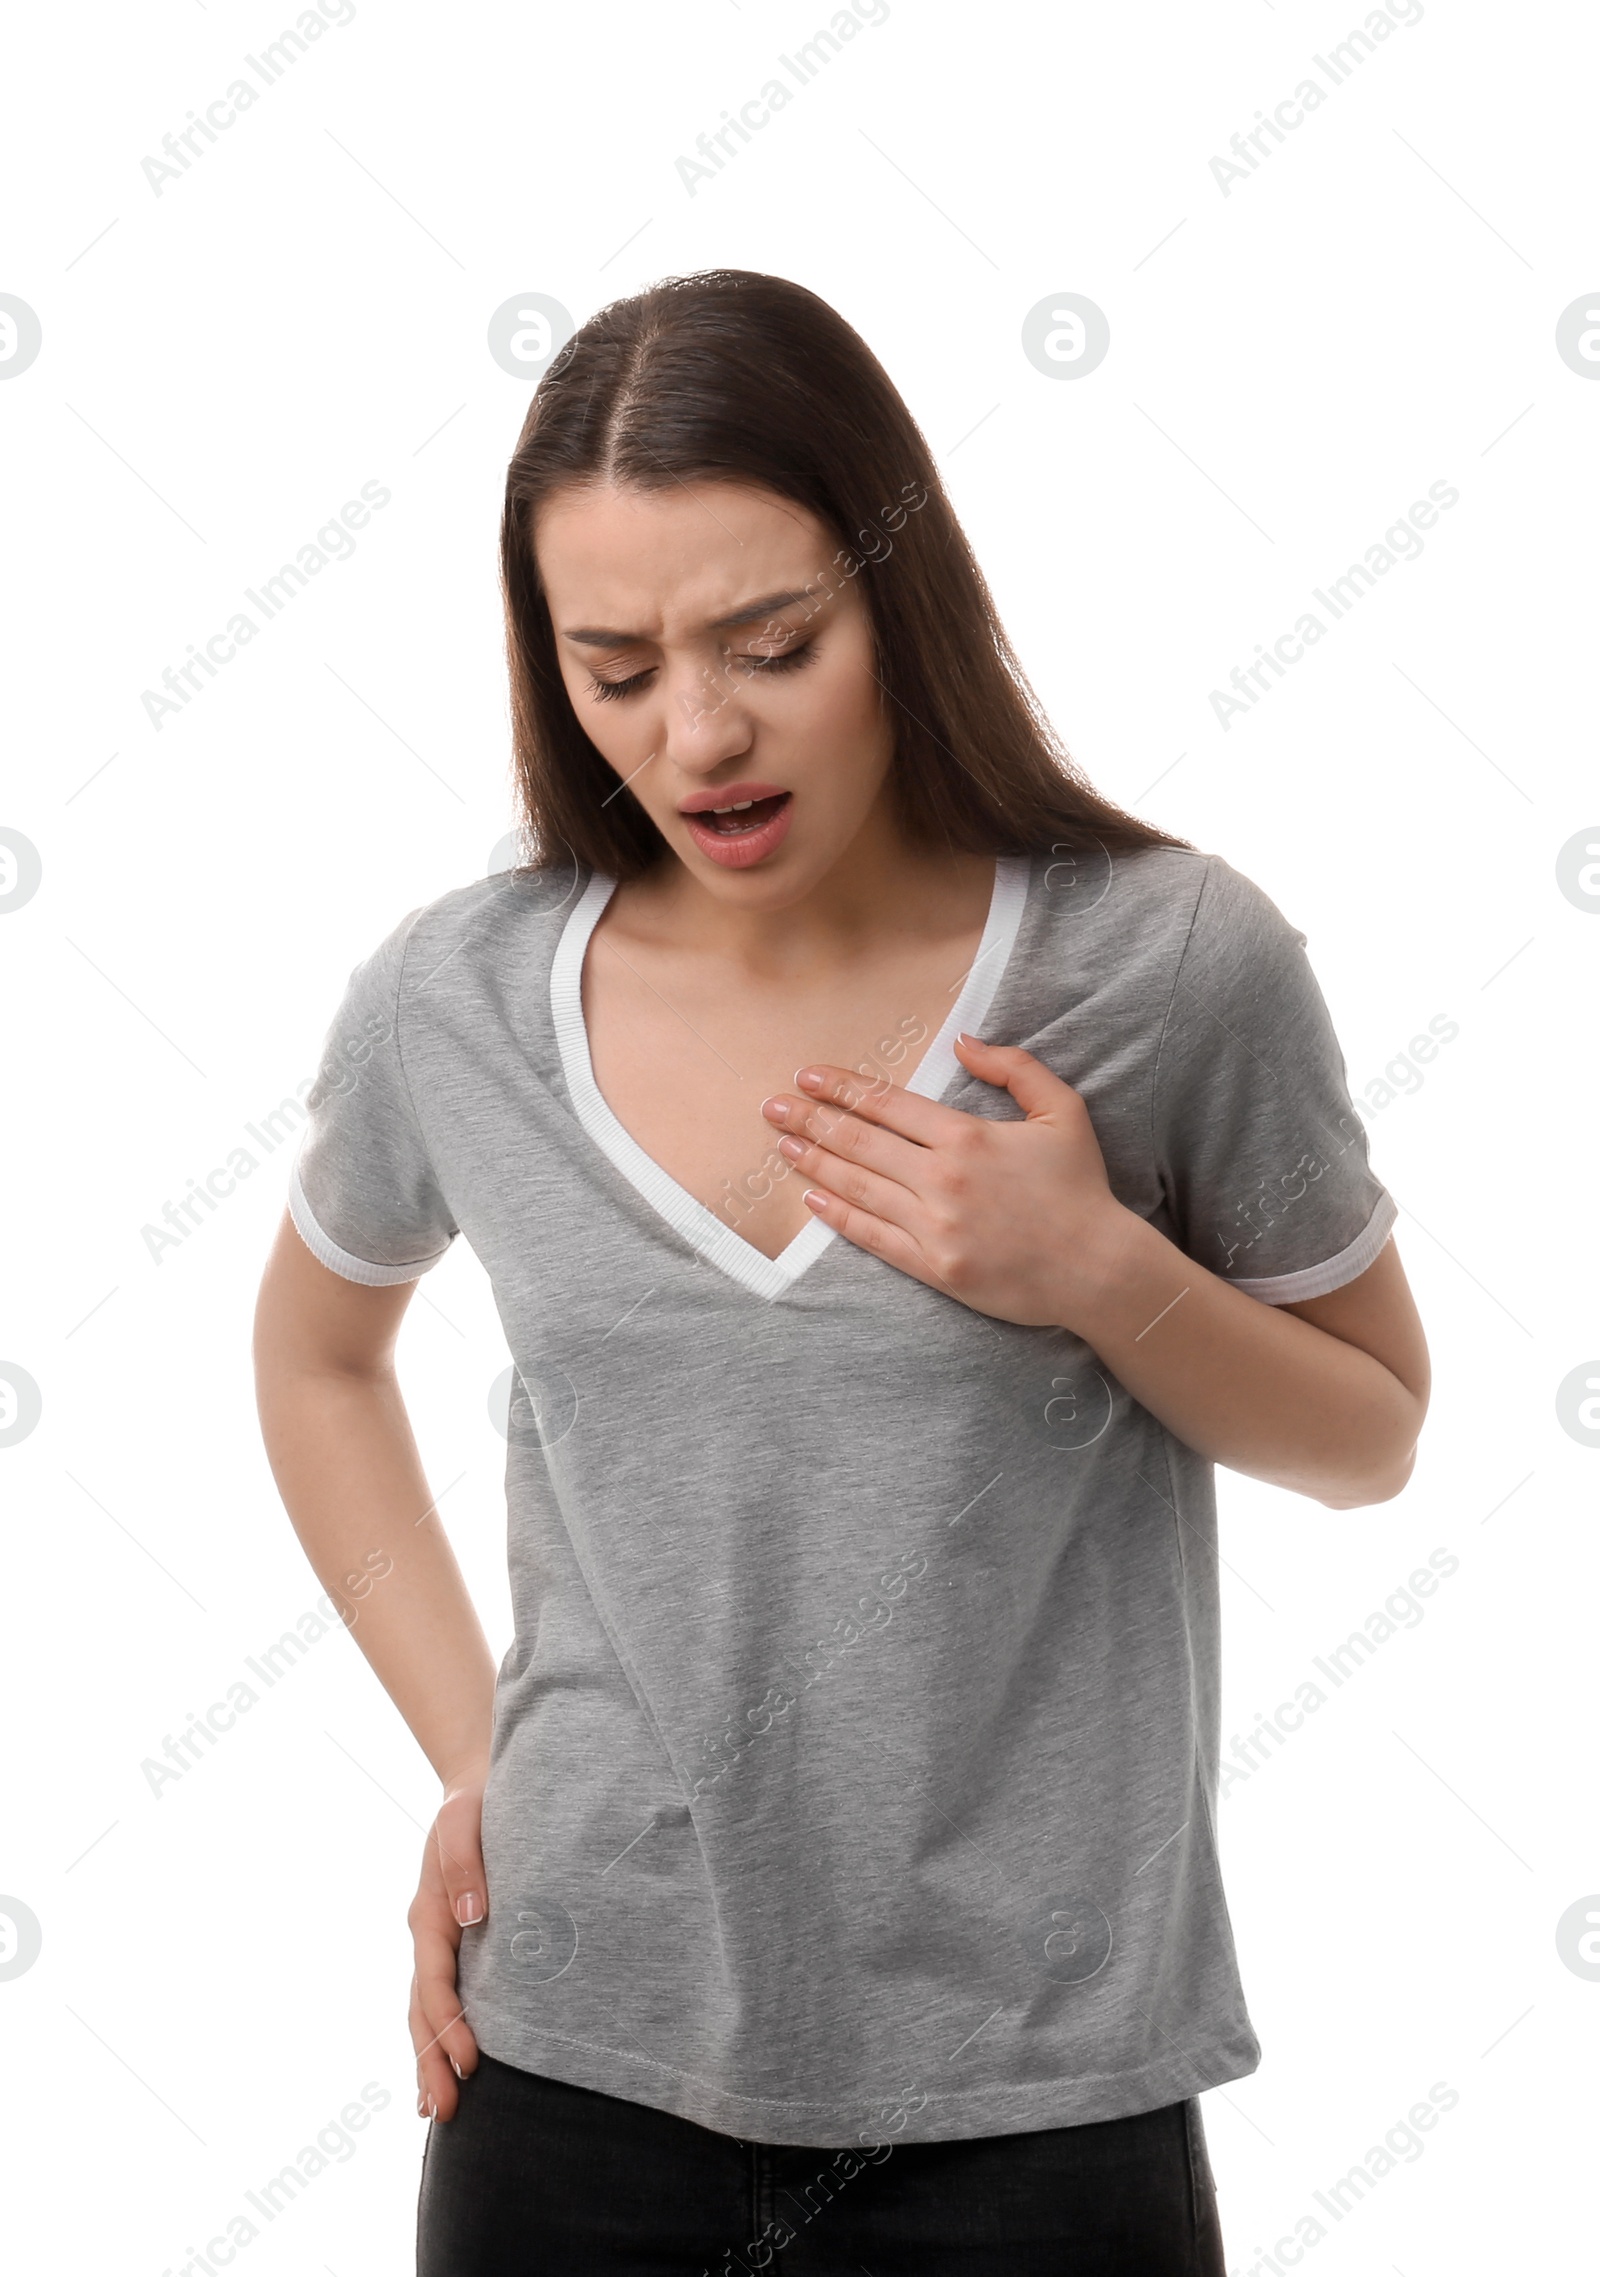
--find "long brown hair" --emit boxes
[500,270,1192,878]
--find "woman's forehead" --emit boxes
[538,482,845,640]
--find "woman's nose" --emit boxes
[660,654,753,765]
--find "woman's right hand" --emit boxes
[407,1779,488,2123]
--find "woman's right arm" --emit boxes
[252,1206,497,2121]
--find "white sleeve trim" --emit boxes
[287,1159,453,1287]
[1227,1189,1399,1305]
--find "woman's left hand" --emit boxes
[759,1034,1136,1331]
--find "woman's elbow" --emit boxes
[1318,1427,1423,1510]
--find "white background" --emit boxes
[1,1,1595,2270]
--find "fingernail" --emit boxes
[760,1096,790,1122]
[776,1136,804,1161]
[956,1031,983,1047]
[450,2055,463,2079]
[427,2095,438,2121]
[802,1190,829,1212]
[796,1069,824,1092]
[455,1892,483,1926]
[416,2091,427,2116]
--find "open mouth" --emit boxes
[681,788,795,868]
[693,792,791,836]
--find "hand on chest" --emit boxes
[581,920,953,1261]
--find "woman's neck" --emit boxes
[611,811,998,982]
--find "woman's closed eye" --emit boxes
[586,642,819,703]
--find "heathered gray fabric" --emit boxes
[289,844,1397,2148]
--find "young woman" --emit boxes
[254,270,1429,2274]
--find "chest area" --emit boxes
[579,925,966,1261]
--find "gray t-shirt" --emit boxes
[289,842,1396,2148]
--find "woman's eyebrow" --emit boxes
[560,587,820,647]
[708,586,817,632]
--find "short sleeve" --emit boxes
[1151,857,1398,1303]
[287,911,459,1285]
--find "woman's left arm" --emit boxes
[760,1038,1429,1511]
[1017,1203,1428,1509]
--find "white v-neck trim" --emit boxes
[549,855,1033,1301]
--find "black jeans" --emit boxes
[416,2050,1227,2275]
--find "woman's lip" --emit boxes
[682,792,794,870]
[677,780,789,815]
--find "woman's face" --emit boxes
[535,479,896,903]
